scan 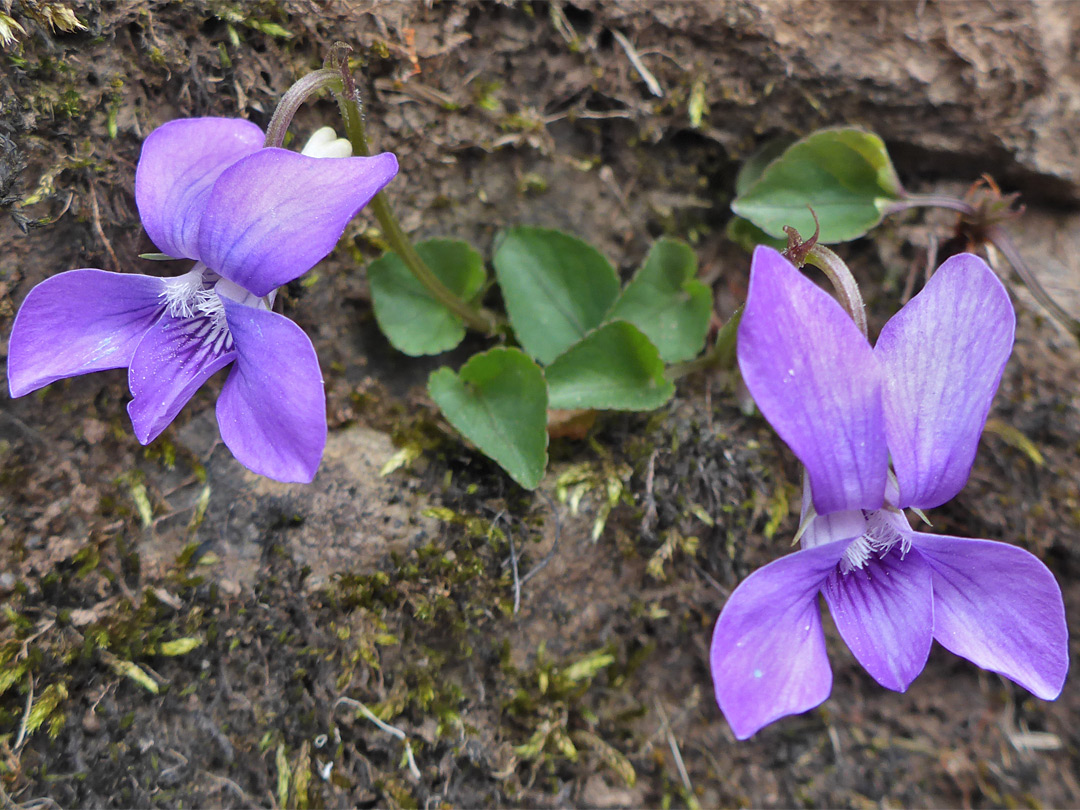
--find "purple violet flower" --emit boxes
[7,118,397,483]
[711,246,1068,739]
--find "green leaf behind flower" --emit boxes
[368,239,487,356]
[732,127,904,243]
[428,347,548,489]
[493,226,620,365]
[608,238,712,363]
[545,321,674,411]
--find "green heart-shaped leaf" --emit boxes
[731,127,904,243]
[608,238,712,363]
[493,226,620,364]
[368,239,487,356]
[545,321,675,411]
[724,216,787,254]
[734,135,796,196]
[428,348,548,489]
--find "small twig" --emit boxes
[654,699,694,799]
[492,511,522,614]
[690,562,728,596]
[201,770,262,807]
[0,412,44,445]
[16,620,54,661]
[902,233,937,304]
[641,449,659,534]
[13,671,33,752]
[333,697,421,780]
[613,30,663,97]
[507,521,521,615]
[987,225,1080,339]
[88,184,120,272]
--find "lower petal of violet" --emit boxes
[8,269,166,397]
[711,540,848,739]
[821,543,934,692]
[216,295,326,484]
[127,309,237,444]
[913,533,1068,700]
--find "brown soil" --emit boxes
[1,2,1079,808]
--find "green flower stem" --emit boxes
[803,244,868,338]
[667,304,743,380]
[333,67,501,335]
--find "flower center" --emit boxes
[159,264,235,354]
[839,510,911,574]
[160,267,206,319]
[192,288,233,354]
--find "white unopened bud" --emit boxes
[300,126,352,158]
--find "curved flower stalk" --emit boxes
[711,246,1068,739]
[7,117,398,483]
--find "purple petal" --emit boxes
[216,295,326,483]
[738,246,887,514]
[197,149,398,297]
[913,533,1068,699]
[711,540,847,739]
[8,269,166,397]
[135,118,265,261]
[127,310,237,444]
[875,254,1015,509]
[822,541,933,691]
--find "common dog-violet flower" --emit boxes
[711,246,1068,739]
[7,118,397,482]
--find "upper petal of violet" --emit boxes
[216,290,327,483]
[737,246,888,514]
[913,533,1068,700]
[711,539,847,739]
[875,254,1014,510]
[8,269,166,397]
[135,118,265,261]
[197,149,399,297]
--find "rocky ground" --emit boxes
[0,2,1078,807]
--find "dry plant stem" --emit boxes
[885,195,1080,339]
[667,304,743,380]
[884,193,973,215]
[804,244,868,337]
[333,697,422,780]
[333,68,501,335]
[986,225,1080,338]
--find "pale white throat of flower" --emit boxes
[836,509,912,574]
[300,126,352,158]
[797,482,914,575]
[160,264,274,353]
